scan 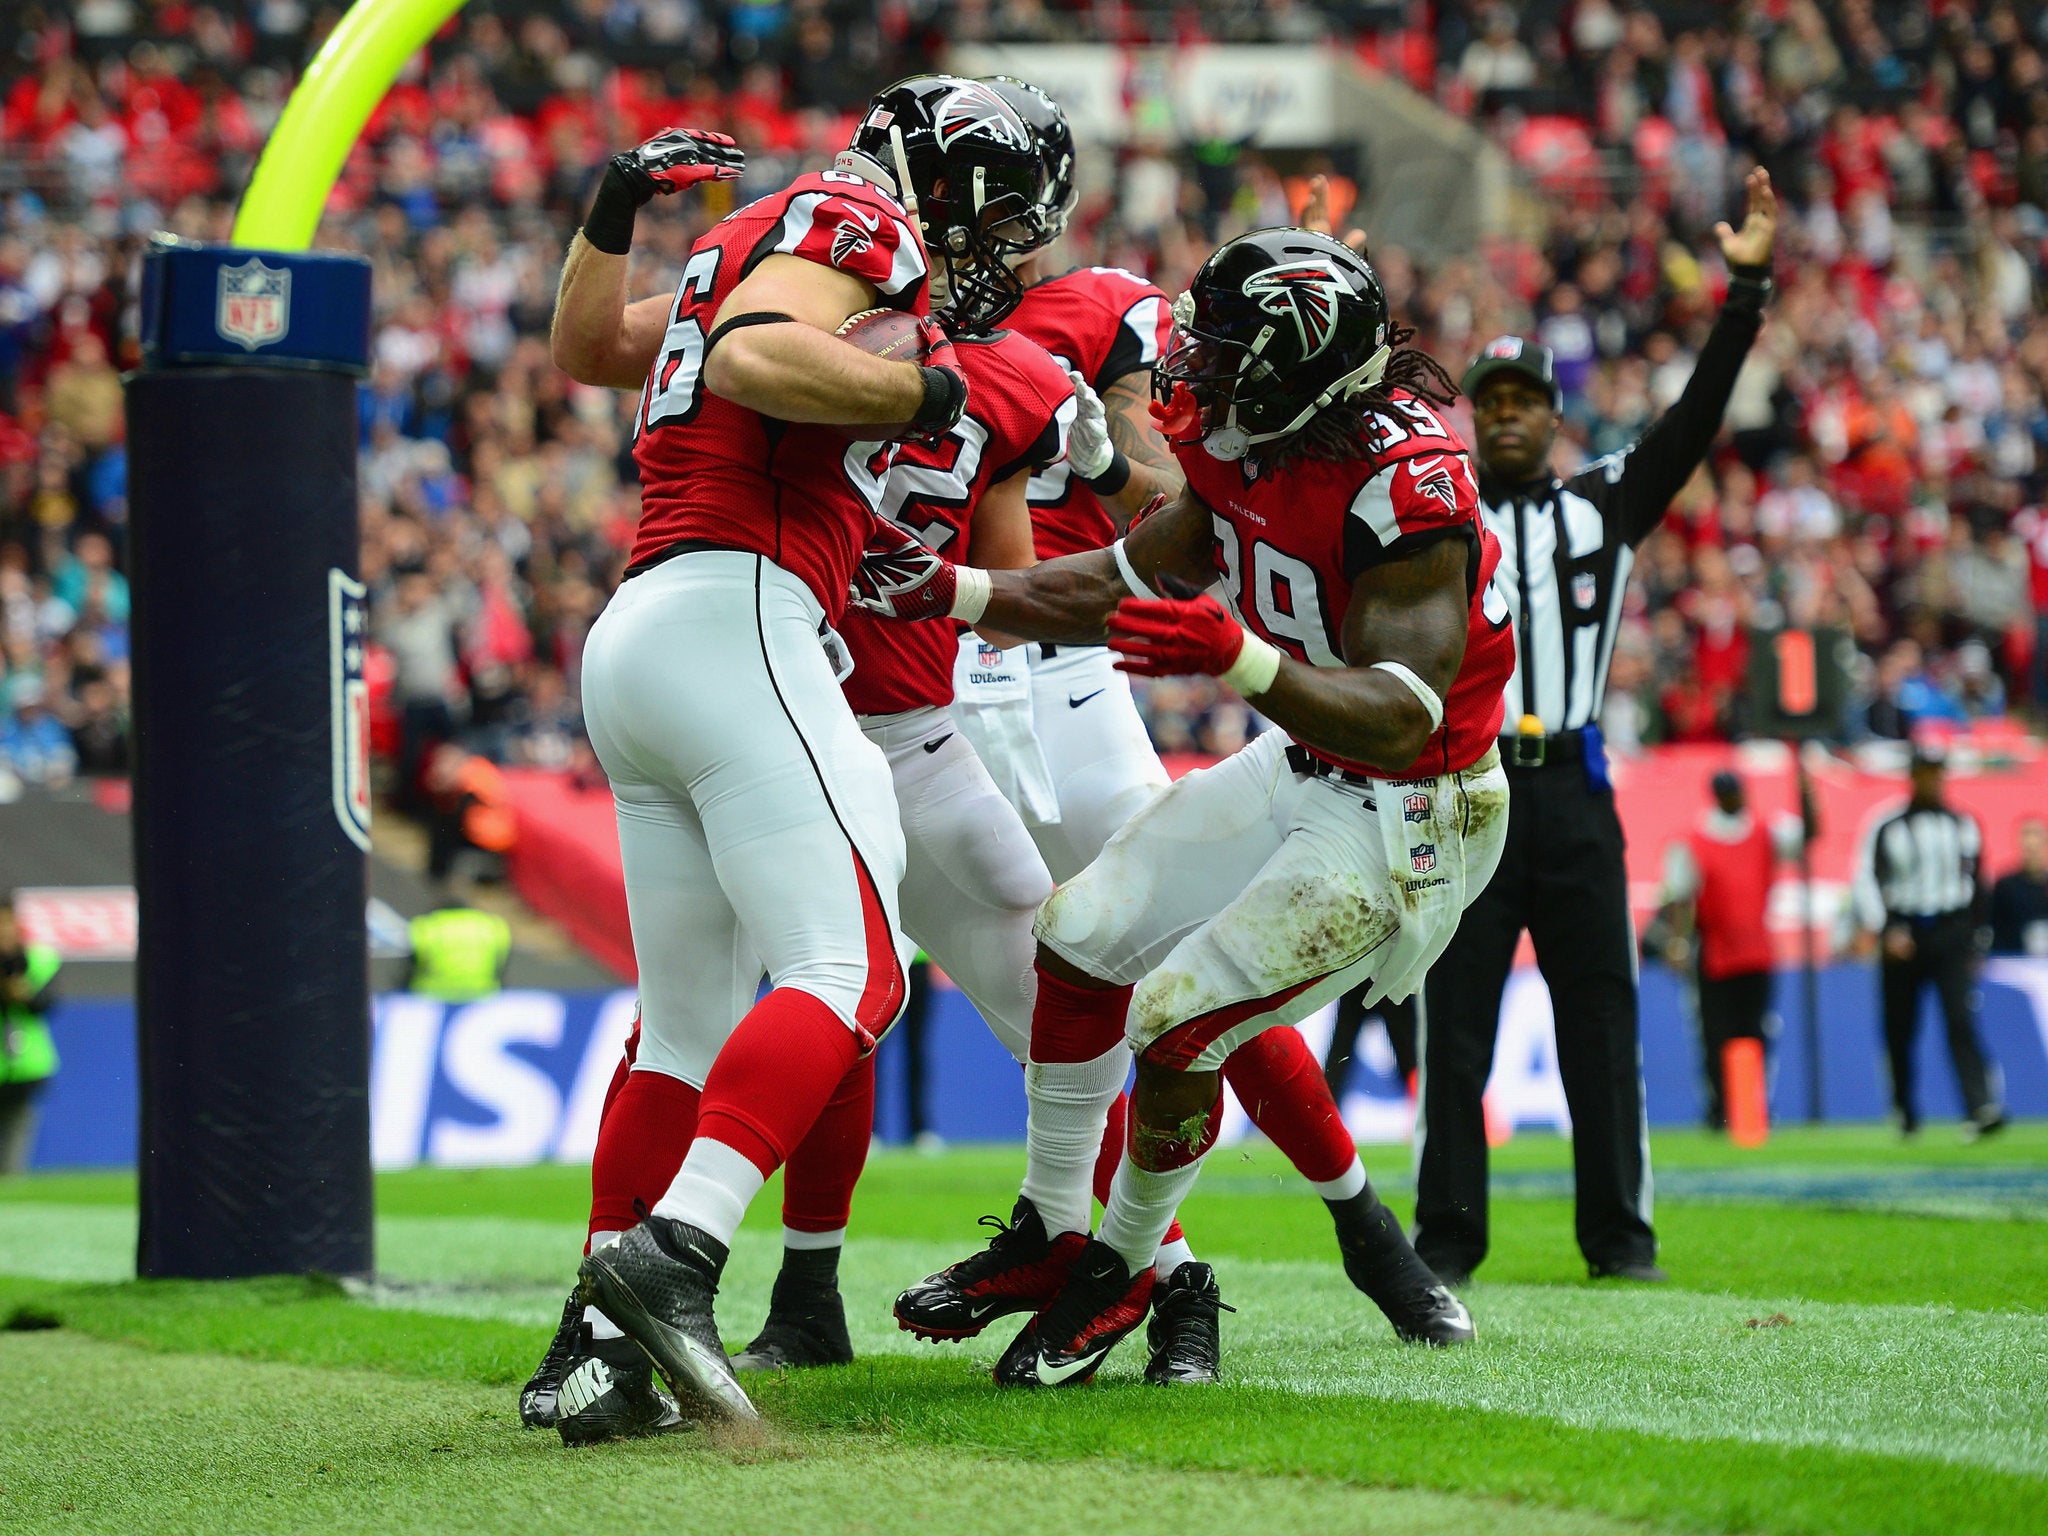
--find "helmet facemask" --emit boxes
[1157,298,1392,462]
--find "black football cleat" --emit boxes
[732,1273,855,1372]
[518,1288,585,1428]
[1333,1193,1476,1346]
[994,1238,1153,1387]
[1588,1259,1669,1283]
[1144,1261,1231,1385]
[555,1334,688,1445]
[578,1218,758,1423]
[894,1196,1089,1342]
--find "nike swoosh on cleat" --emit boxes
[965,1299,1003,1320]
[922,734,954,753]
[1068,690,1104,709]
[1032,1344,1114,1385]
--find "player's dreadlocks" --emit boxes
[1267,321,1459,472]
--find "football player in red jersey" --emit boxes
[970,76,1184,884]
[534,80,1048,1429]
[853,229,1515,1383]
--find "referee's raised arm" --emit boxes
[1588,167,1780,547]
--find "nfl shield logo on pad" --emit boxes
[1410,843,1437,874]
[329,568,372,853]
[216,257,291,351]
[1403,791,1431,823]
[1572,571,1598,610]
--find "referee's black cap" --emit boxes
[1462,336,1562,409]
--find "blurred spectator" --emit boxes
[1,0,2047,782]
[0,892,60,1174]
[1,678,73,787]
[1989,817,2048,957]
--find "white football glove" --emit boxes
[1064,366,1115,481]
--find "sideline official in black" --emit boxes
[1412,169,1779,1285]
[1851,744,2008,1139]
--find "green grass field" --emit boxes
[3,1126,2046,1535]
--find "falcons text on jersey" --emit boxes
[629,170,928,620]
[1174,388,1516,779]
[840,330,1078,715]
[1008,266,1175,560]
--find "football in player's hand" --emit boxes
[827,309,930,441]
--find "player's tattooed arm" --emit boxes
[1098,374,1187,525]
[1259,535,1471,771]
[975,487,1217,643]
[550,239,672,389]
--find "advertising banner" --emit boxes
[29,967,2048,1170]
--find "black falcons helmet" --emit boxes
[845,75,1046,333]
[981,76,1076,242]
[1155,228,1393,462]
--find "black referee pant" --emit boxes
[1414,756,1656,1277]
[1880,914,1996,1124]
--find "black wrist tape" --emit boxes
[913,365,967,430]
[581,164,641,255]
[1084,447,1132,498]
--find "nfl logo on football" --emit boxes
[1410,842,1437,874]
[216,257,291,351]
[978,642,1003,669]
[1402,791,1431,823]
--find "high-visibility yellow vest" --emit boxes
[407,909,511,1003]
[1,944,60,1085]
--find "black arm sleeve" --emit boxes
[1577,282,1767,548]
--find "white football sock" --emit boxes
[1099,1155,1206,1277]
[1153,1234,1197,1281]
[1311,1157,1367,1202]
[651,1137,765,1248]
[783,1225,845,1251]
[1020,1045,1129,1237]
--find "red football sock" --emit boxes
[587,1067,699,1244]
[1030,961,1132,1063]
[694,986,866,1178]
[782,1052,876,1234]
[1093,1092,1128,1206]
[1224,1026,1356,1183]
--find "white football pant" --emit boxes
[860,706,1054,1061]
[581,551,907,1088]
[1036,731,1510,1070]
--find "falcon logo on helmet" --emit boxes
[1241,260,1348,359]
[933,82,1032,154]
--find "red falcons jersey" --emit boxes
[840,331,1077,715]
[1007,266,1175,560]
[1175,390,1515,779]
[629,170,928,619]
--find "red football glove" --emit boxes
[849,516,960,622]
[1149,381,1204,446]
[613,128,746,201]
[1108,590,1248,679]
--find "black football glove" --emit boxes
[584,128,745,254]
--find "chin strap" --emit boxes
[1202,341,1395,462]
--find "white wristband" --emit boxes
[1111,537,1155,599]
[950,566,992,624]
[1222,629,1282,697]
[1372,660,1444,733]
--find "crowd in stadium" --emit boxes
[2,1,2047,793]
